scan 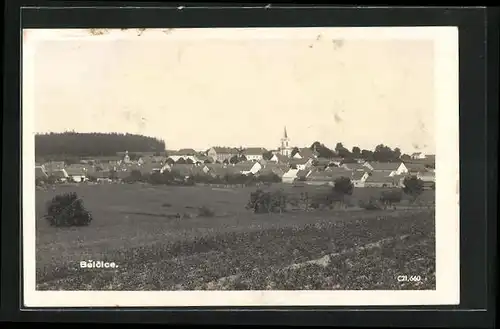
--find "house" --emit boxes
[411,152,427,160]
[50,169,69,182]
[417,171,435,182]
[176,148,198,156]
[203,163,229,178]
[232,161,262,175]
[259,163,289,177]
[305,169,352,186]
[312,158,331,168]
[207,147,239,163]
[35,165,48,180]
[342,162,369,172]
[352,171,370,187]
[94,170,112,182]
[329,157,344,166]
[194,155,211,164]
[268,153,290,164]
[296,169,313,181]
[65,166,87,182]
[170,164,197,179]
[289,157,314,171]
[364,172,401,188]
[404,162,428,174]
[363,162,408,176]
[242,147,267,162]
[282,168,300,184]
[43,161,65,172]
[293,148,318,160]
[138,163,166,175]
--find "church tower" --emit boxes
[280,126,292,157]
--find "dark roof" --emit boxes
[65,166,86,176]
[405,162,427,172]
[232,161,257,172]
[307,170,351,181]
[365,172,397,183]
[368,162,403,171]
[242,147,268,155]
[210,147,239,154]
[35,166,48,179]
[352,171,367,181]
[342,163,367,171]
[297,148,317,159]
[290,158,311,165]
[173,148,197,155]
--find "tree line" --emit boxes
[35,132,166,159]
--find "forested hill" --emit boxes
[35,132,166,157]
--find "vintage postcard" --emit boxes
[22,26,459,307]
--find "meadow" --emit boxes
[35,183,436,290]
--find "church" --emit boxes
[278,126,293,157]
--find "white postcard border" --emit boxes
[22,26,460,307]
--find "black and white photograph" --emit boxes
[22,26,460,307]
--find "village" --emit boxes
[35,128,436,189]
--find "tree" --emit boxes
[402,176,425,203]
[352,146,361,157]
[361,149,374,161]
[400,154,411,161]
[186,158,194,164]
[35,132,165,158]
[229,155,240,164]
[262,151,274,160]
[290,147,300,157]
[310,142,336,158]
[333,176,354,207]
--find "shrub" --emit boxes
[246,188,288,214]
[379,189,403,208]
[402,176,425,202]
[198,206,215,217]
[44,192,93,227]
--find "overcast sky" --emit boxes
[29,28,435,154]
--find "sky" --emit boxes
[29,28,436,154]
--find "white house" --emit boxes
[232,161,262,175]
[289,158,314,171]
[282,168,300,183]
[363,162,408,176]
[411,152,427,160]
[351,171,370,188]
[242,147,267,162]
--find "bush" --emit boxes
[44,192,93,227]
[198,206,215,217]
[379,190,403,207]
[246,188,288,214]
[402,176,425,202]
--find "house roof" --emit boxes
[352,171,367,181]
[365,172,398,183]
[65,166,86,176]
[405,162,427,172]
[307,170,351,181]
[271,153,290,163]
[242,147,267,156]
[138,163,164,174]
[35,166,48,178]
[290,158,311,165]
[94,171,111,179]
[297,148,317,159]
[296,169,311,179]
[232,161,257,172]
[210,147,239,154]
[50,169,68,178]
[313,158,331,166]
[342,163,367,171]
[368,162,403,171]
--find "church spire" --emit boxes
[284,126,288,139]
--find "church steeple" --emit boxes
[280,126,292,157]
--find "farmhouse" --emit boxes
[232,161,262,175]
[50,169,69,182]
[268,153,289,164]
[242,147,267,161]
[351,171,370,187]
[65,166,87,182]
[364,172,401,188]
[404,162,428,174]
[411,152,427,160]
[35,165,48,179]
[282,168,300,184]
[259,163,289,177]
[305,168,352,186]
[363,162,408,176]
[207,147,239,163]
[293,148,318,160]
[43,161,65,172]
[341,162,368,171]
[289,157,314,171]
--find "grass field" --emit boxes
[35,183,435,290]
